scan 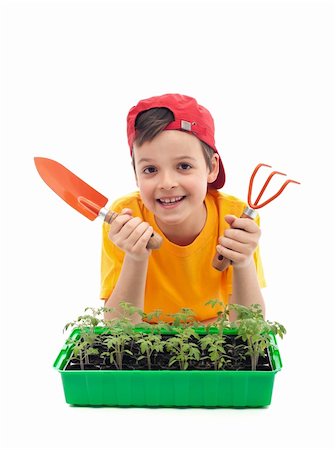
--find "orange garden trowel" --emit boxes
[34,157,163,249]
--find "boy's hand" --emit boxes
[108,208,153,261]
[216,215,261,269]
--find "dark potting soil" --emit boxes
[65,334,274,372]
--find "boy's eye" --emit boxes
[143,166,157,174]
[178,163,192,170]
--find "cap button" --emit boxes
[181,120,192,131]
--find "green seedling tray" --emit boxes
[53,327,282,408]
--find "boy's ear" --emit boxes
[131,160,139,187]
[207,153,220,184]
[134,169,139,187]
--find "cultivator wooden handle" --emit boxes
[104,210,162,250]
[212,207,257,271]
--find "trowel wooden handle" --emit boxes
[105,210,163,250]
[212,208,257,271]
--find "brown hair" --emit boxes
[131,107,215,172]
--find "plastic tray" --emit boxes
[53,327,282,408]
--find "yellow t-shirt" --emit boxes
[100,189,266,322]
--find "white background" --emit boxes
[1,0,335,449]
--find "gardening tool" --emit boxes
[212,163,300,271]
[34,157,163,249]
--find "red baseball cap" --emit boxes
[126,93,225,189]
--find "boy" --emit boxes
[100,94,266,323]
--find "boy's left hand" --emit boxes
[216,215,261,269]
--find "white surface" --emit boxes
[1,1,335,449]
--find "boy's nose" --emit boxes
[158,171,178,190]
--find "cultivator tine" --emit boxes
[248,163,301,209]
[247,163,271,208]
[254,178,301,209]
[253,171,286,205]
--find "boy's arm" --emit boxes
[229,262,265,317]
[103,208,153,322]
[201,261,265,324]
[216,214,265,318]
[104,254,150,322]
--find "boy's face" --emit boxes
[133,130,219,230]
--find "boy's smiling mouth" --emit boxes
[156,196,186,208]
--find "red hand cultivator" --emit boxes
[212,163,300,271]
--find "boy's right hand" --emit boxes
[108,208,153,261]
